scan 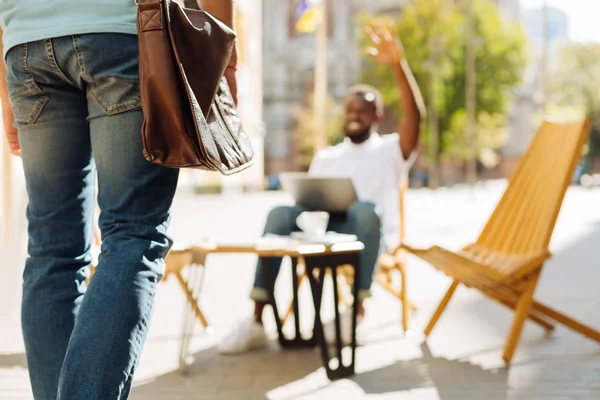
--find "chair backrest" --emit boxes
[398,171,409,244]
[475,119,590,256]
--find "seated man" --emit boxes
[219,22,425,354]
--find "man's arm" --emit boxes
[201,0,236,65]
[365,22,425,159]
[0,30,20,156]
[201,0,238,103]
[0,32,8,105]
[392,58,425,159]
[201,0,234,29]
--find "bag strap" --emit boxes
[135,0,199,8]
[183,0,201,10]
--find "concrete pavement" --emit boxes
[2,180,600,399]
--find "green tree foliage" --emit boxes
[360,0,527,165]
[552,43,600,160]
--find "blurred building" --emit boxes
[493,0,520,20]
[522,5,569,53]
[501,3,570,175]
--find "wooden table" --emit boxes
[165,238,364,380]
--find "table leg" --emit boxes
[305,253,359,380]
[260,257,316,348]
[178,254,210,374]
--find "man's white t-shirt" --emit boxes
[308,133,416,245]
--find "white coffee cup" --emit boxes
[296,211,329,237]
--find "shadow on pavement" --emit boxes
[351,343,508,399]
[131,341,322,399]
[0,353,27,369]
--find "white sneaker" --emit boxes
[218,318,268,355]
[323,309,364,346]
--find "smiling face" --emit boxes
[343,93,381,142]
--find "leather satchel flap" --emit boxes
[169,3,236,117]
[137,0,254,173]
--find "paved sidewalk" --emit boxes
[2,181,600,399]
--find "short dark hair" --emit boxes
[344,84,384,115]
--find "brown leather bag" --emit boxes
[136,0,254,174]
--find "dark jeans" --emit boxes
[6,33,179,399]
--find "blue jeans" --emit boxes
[5,34,179,399]
[251,202,382,301]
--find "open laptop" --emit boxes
[279,172,358,212]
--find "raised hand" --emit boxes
[365,21,404,67]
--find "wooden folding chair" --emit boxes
[402,119,600,363]
[375,171,417,333]
[88,204,101,279]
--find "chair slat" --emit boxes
[474,120,590,265]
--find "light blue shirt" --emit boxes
[0,1,138,57]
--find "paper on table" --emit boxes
[289,231,358,245]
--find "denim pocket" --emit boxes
[72,34,142,116]
[5,44,49,125]
[88,75,141,116]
